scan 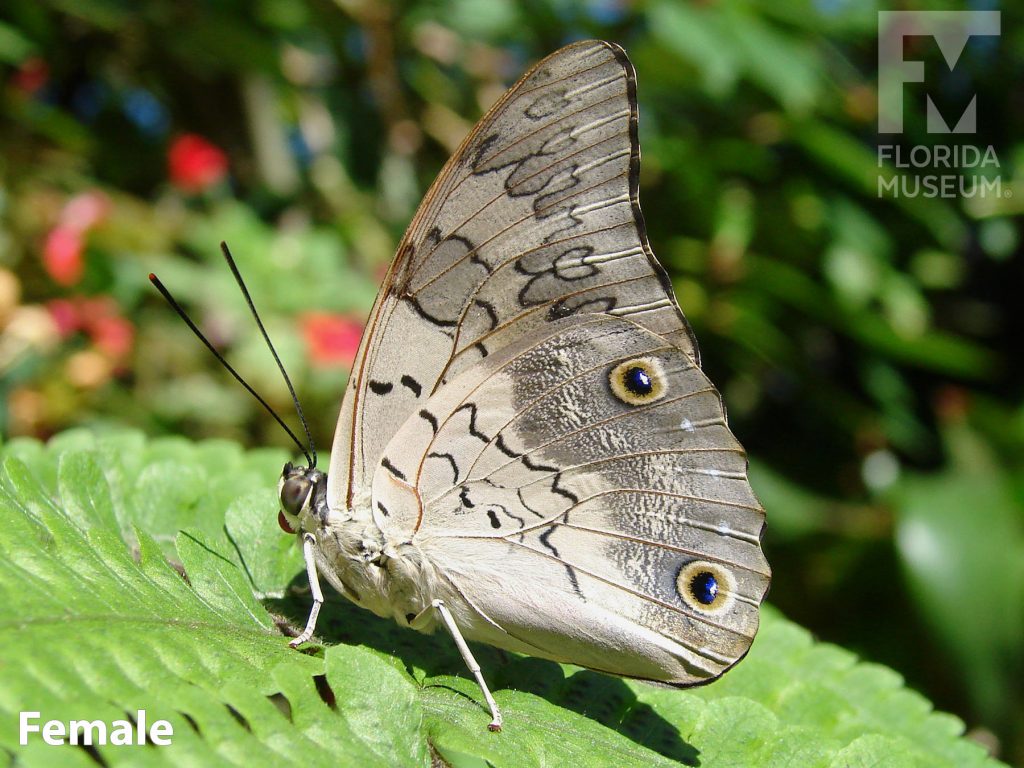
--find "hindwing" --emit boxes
[370,316,768,683]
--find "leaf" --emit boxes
[0,431,1007,766]
[325,646,427,767]
[792,122,968,250]
[726,10,822,114]
[893,424,1024,725]
[746,460,832,540]
[0,20,37,63]
[224,489,303,597]
[176,528,276,631]
[747,253,996,378]
[630,615,1002,768]
[648,2,742,98]
[647,2,822,112]
[56,451,120,534]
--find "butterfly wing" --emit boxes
[328,40,698,510]
[370,315,768,684]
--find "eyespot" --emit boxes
[280,476,311,517]
[609,357,666,405]
[677,561,735,614]
[690,571,718,604]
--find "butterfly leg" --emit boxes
[289,533,324,648]
[415,599,503,732]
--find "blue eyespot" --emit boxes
[610,358,666,405]
[623,366,653,396]
[690,571,718,605]
[677,561,732,612]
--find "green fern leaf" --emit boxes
[0,431,1005,767]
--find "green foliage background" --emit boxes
[0,0,1022,764]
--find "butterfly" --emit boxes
[239,39,768,732]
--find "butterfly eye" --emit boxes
[677,561,735,614]
[280,476,311,517]
[609,357,666,405]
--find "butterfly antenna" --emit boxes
[149,268,316,468]
[217,242,316,468]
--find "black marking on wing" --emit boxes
[494,433,520,459]
[405,294,458,328]
[473,342,489,358]
[419,409,439,434]
[501,505,525,529]
[474,298,499,330]
[428,451,460,484]
[439,228,493,275]
[401,375,423,397]
[381,457,406,481]
[539,525,583,597]
[517,488,546,518]
[524,88,571,120]
[425,228,492,277]
[470,97,596,203]
[402,228,442,290]
[547,295,617,321]
[487,509,501,529]
[454,402,489,442]
[377,501,390,517]
[538,200,586,244]
[515,454,580,506]
[495,433,579,506]
[402,231,488,331]
[518,452,555,474]
[368,380,393,395]
[515,246,599,308]
[550,477,579,505]
[469,247,494,276]
[470,134,501,172]
[459,486,475,508]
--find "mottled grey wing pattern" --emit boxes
[371,315,768,682]
[328,40,698,510]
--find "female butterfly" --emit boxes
[165,40,771,732]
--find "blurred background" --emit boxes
[1,0,1021,763]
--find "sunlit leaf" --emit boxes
[0,431,1005,766]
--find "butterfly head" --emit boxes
[277,462,327,535]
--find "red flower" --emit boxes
[300,312,363,369]
[11,58,49,95]
[61,191,110,231]
[78,295,118,320]
[46,299,81,337]
[42,226,85,285]
[168,133,228,192]
[90,314,135,361]
[45,296,135,363]
[40,189,112,287]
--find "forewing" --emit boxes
[370,316,769,684]
[328,40,698,510]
